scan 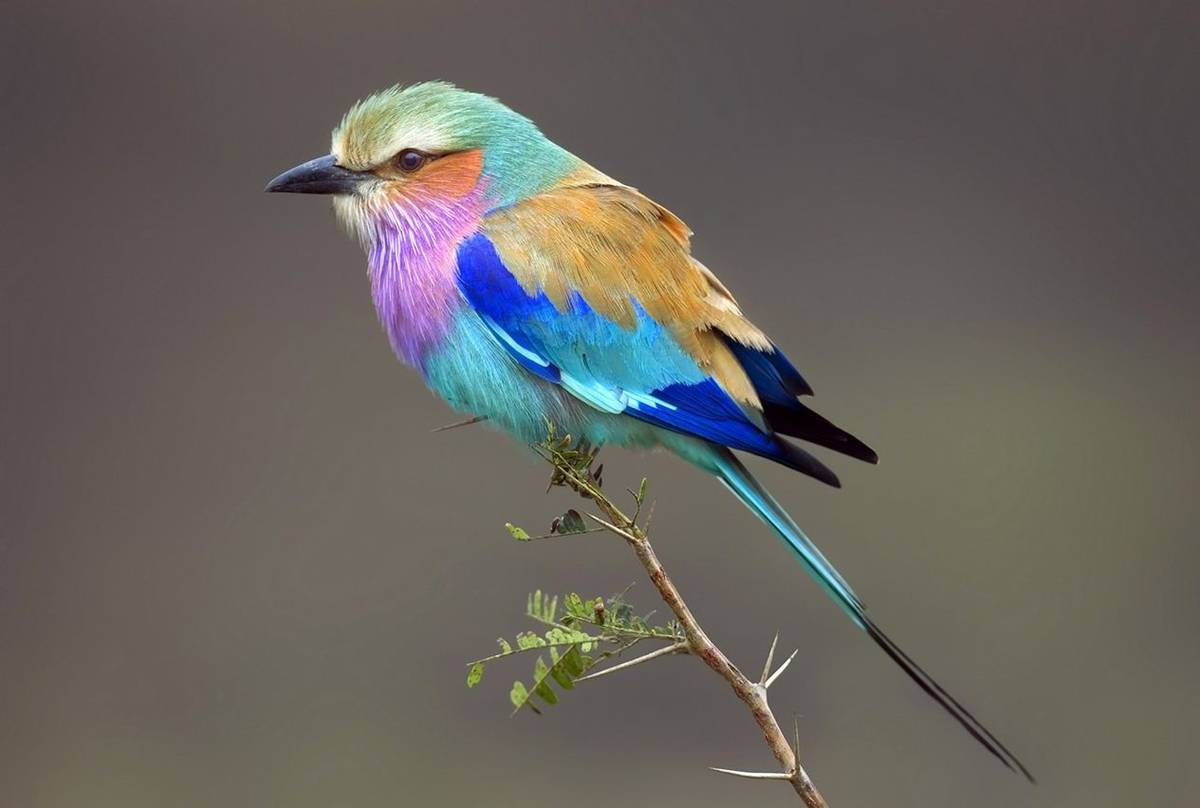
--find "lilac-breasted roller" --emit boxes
[267,81,1030,779]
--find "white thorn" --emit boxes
[709,767,793,780]
[760,631,780,684]
[575,642,687,682]
[583,512,639,542]
[763,648,799,689]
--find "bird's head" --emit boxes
[266,81,581,243]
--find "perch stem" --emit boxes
[546,446,829,807]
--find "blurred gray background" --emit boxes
[3,1,1198,806]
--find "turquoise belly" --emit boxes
[421,309,647,449]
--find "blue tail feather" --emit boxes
[715,451,864,625]
[712,449,1034,782]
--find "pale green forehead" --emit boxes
[333,81,494,170]
[329,80,585,209]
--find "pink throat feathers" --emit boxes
[364,187,486,367]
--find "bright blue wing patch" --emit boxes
[724,338,813,403]
[629,379,773,450]
[477,312,561,383]
[455,232,782,456]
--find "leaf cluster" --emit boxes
[467,587,683,714]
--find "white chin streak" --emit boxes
[332,193,376,250]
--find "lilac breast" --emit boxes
[365,190,485,367]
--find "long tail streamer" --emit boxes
[715,450,1034,782]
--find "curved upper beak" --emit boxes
[265,154,370,195]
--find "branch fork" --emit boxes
[531,436,830,807]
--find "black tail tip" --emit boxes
[863,618,1035,783]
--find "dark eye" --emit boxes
[395,149,427,172]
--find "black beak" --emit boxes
[265,154,370,195]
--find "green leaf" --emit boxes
[550,646,582,689]
[505,523,530,541]
[516,631,545,650]
[508,638,596,714]
[553,509,586,535]
[636,477,648,504]
[545,626,591,646]
[510,680,540,715]
[472,585,681,716]
[564,592,586,618]
[532,656,559,705]
[527,589,558,623]
[562,645,586,678]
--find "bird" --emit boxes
[267,81,1031,780]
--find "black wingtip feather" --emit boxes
[763,402,879,464]
[863,616,1036,783]
[774,439,842,488]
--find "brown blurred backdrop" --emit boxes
[3,2,1199,806]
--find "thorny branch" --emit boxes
[531,432,829,807]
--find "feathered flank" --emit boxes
[268,80,1033,782]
